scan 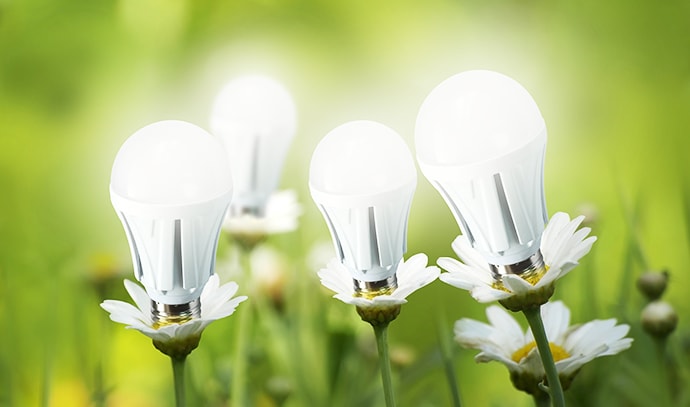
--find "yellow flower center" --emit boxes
[353,285,396,300]
[152,315,194,330]
[511,341,570,363]
[492,265,549,292]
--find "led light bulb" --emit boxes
[309,120,417,296]
[110,120,233,325]
[210,75,297,217]
[415,70,547,276]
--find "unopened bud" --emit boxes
[637,270,669,301]
[641,300,678,339]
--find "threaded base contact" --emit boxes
[490,250,545,279]
[353,275,398,299]
[229,204,265,218]
[151,298,201,329]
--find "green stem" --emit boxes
[171,356,187,407]
[437,317,463,407]
[373,323,396,407]
[523,307,566,407]
[653,337,674,405]
[231,248,253,407]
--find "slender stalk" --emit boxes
[373,323,396,407]
[231,248,253,407]
[437,317,463,407]
[171,356,187,407]
[653,337,675,405]
[522,307,565,407]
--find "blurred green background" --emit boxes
[1,0,690,406]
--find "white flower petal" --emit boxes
[453,299,631,383]
[541,213,595,272]
[101,275,246,344]
[454,318,494,345]
[318,253,437,308]
[101,301,148,327]
[393,254,440,299]
[475,350,518,369]
[485,305,525,353]
[564,319,633,357]
[517,350,546,376]
[317,259,354,295]
[439,211,597,305]
[123,279,153,325]
[535,266,566,288]
[469,285,513,303]
[201,277,243,319]
[501,274,535,295]
[540,212,570,256]
[450,235,492,272]
[539,301,571,342]
[223,190,302,235]
[438,257,495,286]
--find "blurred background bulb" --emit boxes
[415,70,547,275]
[310,120,417,294]
[210,75,297,217]
[110,120,233,323]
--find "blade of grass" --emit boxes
[436,314,462,407]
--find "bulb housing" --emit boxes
[415,70,547,271]
[309,120,417,292]
[110,120,233,320]
[210,75,297,217]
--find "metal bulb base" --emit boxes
[489,250,545,280]
[353,275,398,299]
[151,298,201,328]
[229,204,265,218]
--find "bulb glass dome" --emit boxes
[415,70,545,167]
[310,120,417,283]
[310,120,417,197]
[415,70,547,267]
[111,120,232,205]
[210,75,297,215]
[110,120,233,306]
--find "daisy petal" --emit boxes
[453,299,631,393]
[318,253,437,308]
[439,211,597,307]
[101,274,246,349]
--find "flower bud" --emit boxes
[641,300,678,339]
[152,334,202,360]
[356,304,401,326]
[636,270,669,301]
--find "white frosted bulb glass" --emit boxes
[415,70,547,267]
[210,75,297,216]
[111,120,233,308]
[309,120,417,284]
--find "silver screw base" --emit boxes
[151,298,201,328]
[229,204,265,218]
[489,250,545,279]
[353,274,398,299]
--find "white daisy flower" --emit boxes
[318,253,440,324]
[439,212,596,310]
[455,300,632,395]
[100,274,247,358]
[222,190,302,244]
